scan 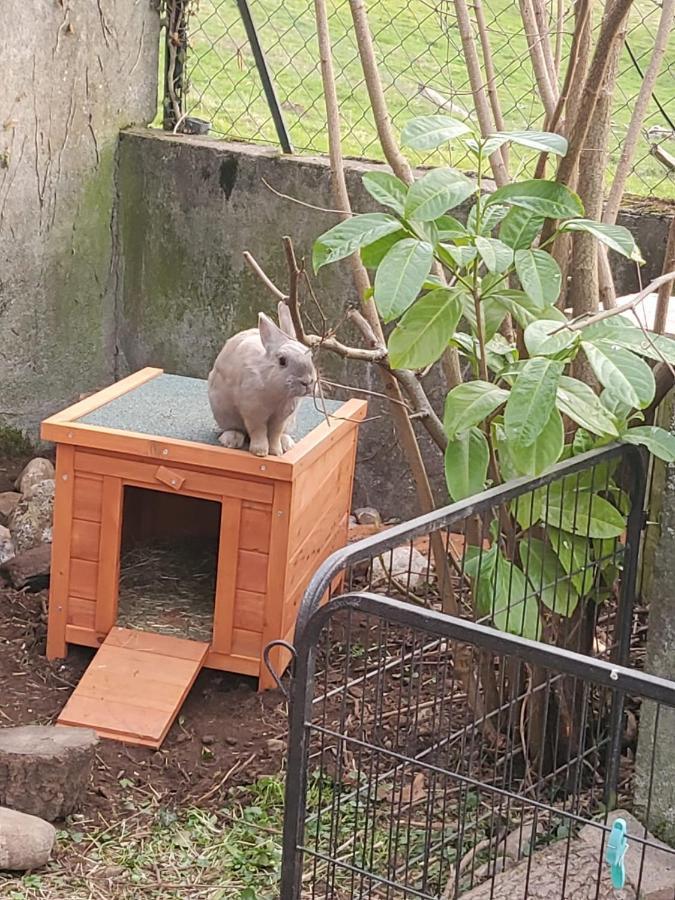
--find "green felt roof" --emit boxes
[77,374,342,446]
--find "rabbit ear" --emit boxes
[277,300,297,339]
[258,312,288,352]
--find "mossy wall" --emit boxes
[0,0,159,449]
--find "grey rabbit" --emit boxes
[208,302,317,457]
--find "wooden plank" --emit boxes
[65,625,103,648]
[211,498,242,656]
[72,475,103,523]
[231,628,262,659]
[69,558,98,601]
[239,506,272,553]
[95,477,123,634]
[57,628,208,748]
[71,520,101,562]
[105,627,209,661]
[46,445,76,660]
[259,480,293,691]
[233,589,265,632]
[41,368,162,427]
[288,449,354,548]
[236,550,268,594]
[42,421,295,482]
[74,451,274,505]
[68,597,96,629]
[204,649,259,676]
[283,399,368,477]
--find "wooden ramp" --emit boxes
[57,628,209,749]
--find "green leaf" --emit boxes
[401,115,472,150]
[460,293,508,342]
[475,236,513,274]
[360,230,406,268]
[467,203,509,235]
[489,130,569,156]
[583,321,675,367]
[388,288,463,369]
[499,207,545,250]
[542,486,625,538]
[581,342,655,410]
[361,171,408,215]
[434,215,468,240]
[374,239,433,322]
[507,405,564,476]
[556,376,619,437]
[438,243,478,269]
[621,426,675,462]
[313,213,401,271]
[491,291,566,329]
[504,357,563,447]
[464,544,497,581]
[444,427,489,500]
[444,381,509,438]
[523,538,579,616]
[488,553,542,640]
[524,319,579,356]
[405,169,475,222]
[486,179,584,219]
[514,249,562,306]
[547,528,595,596]
[561,219,643,263]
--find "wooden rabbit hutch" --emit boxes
[41,368,366,747]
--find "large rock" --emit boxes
[0,525,14,566]
[0,492,20,527]
[0,543,51,592]
[0,807,55,870]
[0,725,99,821]
[371,546,429,590]
[8,479,54,554]
[15,458,55,495]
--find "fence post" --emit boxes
[235,0,294,153]
[163,0,189,130]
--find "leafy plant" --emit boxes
[314,117,675,639]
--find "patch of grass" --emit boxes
[176,0,674,198]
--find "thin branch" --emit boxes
[532,0,558,90]
[242,251,287,301]
[559,272,675,332]
[654,219,675,335]
[261,176,351,216]
[519,0,558,118]
[452,0,510,187]
[472,0,509,170]
[603,0,675,225]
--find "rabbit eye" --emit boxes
[279,355,287,367]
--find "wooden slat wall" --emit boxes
[67,474,105,632]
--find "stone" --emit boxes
[0,492,20,527]
[354,507,382,526]
[0,543,51,592]
[0,807,55,870]
[580,809,675,900]
[0,725,99,821]
[371,546,429,590]
[15,459,55,495]
[8,479,54,554]
[459,809,675,900]
[0,525,14,566]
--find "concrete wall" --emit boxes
[115,129,675,515]
[1,0,159,441]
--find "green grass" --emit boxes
[176,0,674,198]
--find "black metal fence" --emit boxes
[276,443,668,898]
[161,0,675,199]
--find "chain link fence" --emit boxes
[164,0,675,199]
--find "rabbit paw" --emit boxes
[280,434,295,452]
[249,439,269,457]
[219,430,246,449]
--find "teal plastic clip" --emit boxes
[605,818,628,890]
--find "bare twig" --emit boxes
[519,0,557,118]
[243,250,287,301]
[559,272,675,332]
[472,0,509,170]
[261,176,351,216]
[654,219,675,335]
